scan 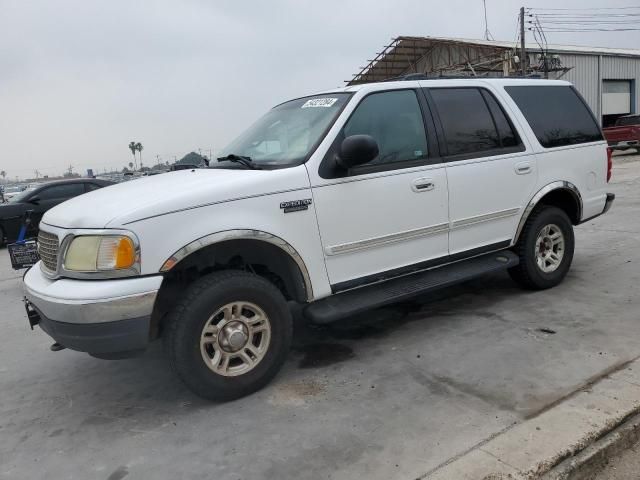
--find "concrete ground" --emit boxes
[593,439,640,480]
[0,155,639,480]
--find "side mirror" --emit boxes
[28,196,40,205]
[336,134,379,169]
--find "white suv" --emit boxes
[23,78,615,400]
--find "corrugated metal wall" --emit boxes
[548,53,640,124]
[404,43,640,125]
[554,54,600,117]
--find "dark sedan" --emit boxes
[0,178,114,246]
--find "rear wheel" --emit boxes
[165,270,292,401]
[509,206,575,290]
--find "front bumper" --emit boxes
[23,264,163,357]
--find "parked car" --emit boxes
[2,185,27,202]
[23,78,614,401]
[0,178,113,246]
[603,114,640,152]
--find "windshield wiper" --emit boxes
[217,154,261,170]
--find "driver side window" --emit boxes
[344,90,428,166]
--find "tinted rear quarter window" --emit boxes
[506,85,603,148]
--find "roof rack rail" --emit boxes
[383,73,544,82]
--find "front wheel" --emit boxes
[509,206,575,290]
[165,270,292,401]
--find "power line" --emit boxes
[524,5,640,34]
[533,27,640,31]
[527,6,640,10]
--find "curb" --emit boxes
[542,412,640,480]
[423,357,640,480]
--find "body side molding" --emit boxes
[160,229,314,300]
[513,181,583,243]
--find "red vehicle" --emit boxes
[603,114,640,152]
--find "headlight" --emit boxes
[64,235,139,274]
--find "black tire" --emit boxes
[0,226,5,248]
[165,270,292,401]
[508,206,575,290]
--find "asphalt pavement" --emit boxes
[1,154,639,480]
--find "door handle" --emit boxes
[411,178,435,192]
[515,162,532,175]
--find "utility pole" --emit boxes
[520,6,526,77]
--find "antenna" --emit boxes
[483,0,495,40]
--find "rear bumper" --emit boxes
[579,193,615,224]
[603,192,615,215]
[608,140,639,148]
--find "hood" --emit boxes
[42,167,310,229]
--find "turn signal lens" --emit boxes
[97,237,136,270]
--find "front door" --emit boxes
[424,85,537,255]
[310,89,449,289]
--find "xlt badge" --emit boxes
[280,199,312,213]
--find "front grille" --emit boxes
[37,230,59,273]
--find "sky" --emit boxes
[1,0,639,180]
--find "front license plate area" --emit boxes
[8,241,39,270]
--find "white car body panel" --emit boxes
[43,167,310,228]
[310,164,449,285]
[33,78,611,312]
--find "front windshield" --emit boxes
[9,187,35,203]
[217,93,351,166]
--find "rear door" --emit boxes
[423,85,537,255]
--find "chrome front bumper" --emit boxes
[23,264,163,357]
[23,263,162,324]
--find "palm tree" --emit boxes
[0,171,6,183]
[135,142,143,169]
[128,141,138,170]
[128,162,134,170]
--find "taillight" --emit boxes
[607,147,613,183]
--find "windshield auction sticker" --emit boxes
[301,98,338,108]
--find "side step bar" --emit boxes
[304,251,519,325]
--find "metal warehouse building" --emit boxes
[348,36,640,127]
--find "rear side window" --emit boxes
[506,85,603,148]
[429,87,521,158]
[480,90,520,148]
